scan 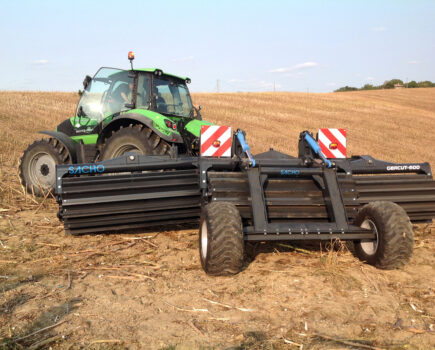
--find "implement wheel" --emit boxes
[20,138,70,196]
[101,124,169,160]
[199,202,244,276]
[354,201,413,269]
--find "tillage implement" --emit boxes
[55,126,435,275]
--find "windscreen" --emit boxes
[153,77,193,117]
[76,68,133,122]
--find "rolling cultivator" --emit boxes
[55,126,435,275]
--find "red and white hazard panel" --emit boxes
[200,125,232,157]
[318,128,347,158]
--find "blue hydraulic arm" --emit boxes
[304,133,332,168]
[236,130,256,167]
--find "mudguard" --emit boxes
[40,131,78,163]
[97,113,184,146]
[184,118,214,137]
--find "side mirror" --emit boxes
[83,75,92,89]
[77,106,85,117]
[194,105,202,120]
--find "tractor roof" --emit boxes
[104,67,190,83]
[134,68,189,82]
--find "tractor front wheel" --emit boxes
[353,201,413,269]
[20,138,70,196]
[199,202,244,276]
[101,124,170,160]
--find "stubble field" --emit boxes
[0,88,434,349]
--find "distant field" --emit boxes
[193,88,435,166]
[0,88,434,168]
[0,89,434,349]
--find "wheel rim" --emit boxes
[360,219,379,255]
[111,144,143,158]
[28,152,56,189]
[200,220,208,260]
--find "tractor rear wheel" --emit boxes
[20,138,70,196]
[353,201,413,269]
[101,124,170,160]
[199,202,244,276]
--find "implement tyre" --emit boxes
[354,201,413,269]
[19,138,70,196]
[199,202,244,276]
[101,124,170,160]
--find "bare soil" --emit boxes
[0,90,434,349]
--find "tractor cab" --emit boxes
[75,66,195,130]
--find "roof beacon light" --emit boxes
[128,51,135,70]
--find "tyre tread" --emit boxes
[19,138,71,196]
[101,124,170,160]
[200,202,244,276]
[354,201,413,269]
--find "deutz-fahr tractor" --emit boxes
[20,52,213,195]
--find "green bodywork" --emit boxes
[64,109,213,145]
[70,115,98,128]
[125,109,213,138]
[71,134,99,145]
[126,109,182,138]
[184,119,213,136]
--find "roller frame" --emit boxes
[55,134,435,239]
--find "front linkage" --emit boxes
[56,130,435,275]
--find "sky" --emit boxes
[1,0,434,93]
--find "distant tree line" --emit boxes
[334,79,435,92]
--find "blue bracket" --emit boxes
[304,133,332,168]
[237,131,256,167]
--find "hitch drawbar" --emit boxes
[236,130,256,167]
[303,132,332,168]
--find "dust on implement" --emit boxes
[55,130,435,275]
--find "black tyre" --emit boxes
[19,138,71,196]
[353,201,413,269]
[199,202,244,276]
[101,124,170,160]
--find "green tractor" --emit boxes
[20,52,213,195]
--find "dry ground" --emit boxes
[0,89,434,349]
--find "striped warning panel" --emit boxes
[318,128,347,158]
[200,125,232,157]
